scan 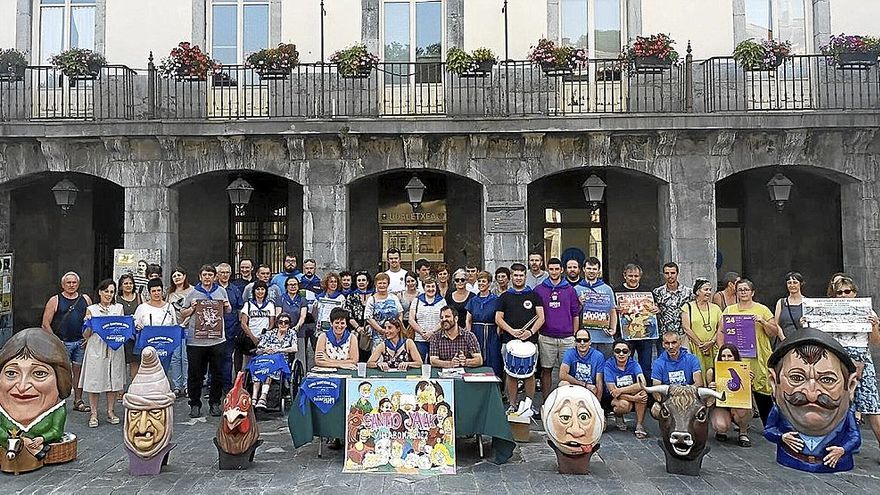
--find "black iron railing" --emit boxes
[702,54,880,112]
[0,65,136,121]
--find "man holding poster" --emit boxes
[574,257,617,358]
[615,264,658,376]
[722,279,779,426]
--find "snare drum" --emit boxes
[504,340,538,378]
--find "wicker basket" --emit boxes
[44,432,77,465]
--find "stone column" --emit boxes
[840,130,879,299]
[302,162,348,273]
[811,0,832,53]
[657,139,717,288]
[0,189,9,253]
[124,186,180,273]
[447,0,464,49]
[626,0,642,41]
[362,0,380,55]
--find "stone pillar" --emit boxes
[192,0,207,48]
[362,0,380,55]
[0,189,10,252]
[447,0,464,49]
[626,0,642,41]
[658,142,717,288]
[124,186,179,274]
[302,163,348,273]
[15,0,32,58]
[546,0,559,41]
[732,0,747,45]
[811,0,832,53]
[840,130,879,299]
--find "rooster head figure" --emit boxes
[216,371,260,456]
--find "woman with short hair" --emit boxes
[364,273,404,347]
[345,271,374,361]
[681,278,724,376]
[445,268,474,327]
[81,279,125,428]
[252,313,297,409]
[167,267,192,396]
[409,277,447,361]
[774,271,805,341]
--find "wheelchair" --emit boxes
[243,352,298,414]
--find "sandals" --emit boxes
[107,414,121,425]
[615,416,627,431]
[73,400,91,413]
[738,434,752,447]
[88,415,98,428]
[634,426,648,439]
[715,432,728,442]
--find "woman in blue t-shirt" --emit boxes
[603,340,648,438]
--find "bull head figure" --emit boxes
[645,385,724,475]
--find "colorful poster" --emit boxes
[344,378,456,474]
[722,314,757,358]
[113,249,162,298]
[617,292,658,340]
[715,360,752,409]
[579,291,615,343]
[193,299,224,339]
[803,297,873,348]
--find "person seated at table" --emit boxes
[558,328,605,399]
[429,307,483,369]
[251,313,298,409]
[367,319,423,371]
[314,307,359,370]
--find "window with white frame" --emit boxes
[745,0,808,53]
[38,0,96,64]
[210,0,270,65]
[559,0,622,59]
[382,0,443,63]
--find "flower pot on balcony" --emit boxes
[835,51,880,69]
[460,60,496,78]
[257,68,290,80]
[743,58,785,72]
[633,55,672,73]
[341,66,373,79]
[541,61,573,77]
[0,64,25,82]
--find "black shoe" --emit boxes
[189,406,201,418]
[210,404,222,417]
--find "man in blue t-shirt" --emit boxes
[559,329,606,399]
[651,331,703,389]
[603,340,648,436]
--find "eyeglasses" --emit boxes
[836,289,854,295]
[575,338,590,344]
[736,288,752,292]
[278,320,291,325]
[454,278,466,283]
[614,348,630,355]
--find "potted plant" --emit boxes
[446,47,497,77]
[50,48,106,80]
[246,43,299,79]
[158,42,220,81]
[528,38,587,76]
[733,39,791,71]
[621,33,679,73]
[0,48,28,82]
[821,34,880,68]
[330,44,379,79]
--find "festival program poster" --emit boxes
[344,378,456,475]
[722,315,757,358]
[580,291,615,343]
[715,360,752,409]
[803,297,873,348]
[617,292,658,340]
[193,299,224,339]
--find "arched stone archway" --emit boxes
[347,169,483,273]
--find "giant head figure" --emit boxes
[542,384,603,474]
[123,347,175,459]
[765,327,860,473]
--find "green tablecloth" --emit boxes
[288,367,516,464]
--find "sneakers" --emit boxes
[209,404,222,417]
[189,406,201,418]
[256,398,268,410]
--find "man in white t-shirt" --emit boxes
[384,248,407,294]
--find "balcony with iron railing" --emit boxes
[1,52,878,123]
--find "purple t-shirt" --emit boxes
[534,279,581,339]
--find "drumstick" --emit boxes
[514,315,539,334]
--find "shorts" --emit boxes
[63,340,85,365]
[538,335,575,369]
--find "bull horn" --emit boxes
[644,385,669,396]
[697,388,725,401]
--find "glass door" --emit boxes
[382,226,445,271]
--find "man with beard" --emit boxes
[270,253,301,294]
[764,328,860,472]
[564,259,583,286]
[429,307,483,368]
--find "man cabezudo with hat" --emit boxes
[764,327,861,473]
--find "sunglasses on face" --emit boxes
[614,348,630,355]
[575,338,590,344]
[837,289,854,295]
[454,278,466,282]
[278,320,291,325]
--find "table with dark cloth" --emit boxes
[288,367,516,464]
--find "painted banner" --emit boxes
[722,314,757,358]
[0,253,12,347]
[88,315,135,351]
[193,299,225,339]
[803,297,873,348]
[715,360,752,409]
[344,378,455,474]
[579,291,615,344]
[617,292,658,340]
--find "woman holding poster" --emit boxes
[681,278,724,376]
[81,279,125,428]
[706,344,752,447]
[722,279,780,426]
[832,277,880,451]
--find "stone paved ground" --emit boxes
[3,398,880,494]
